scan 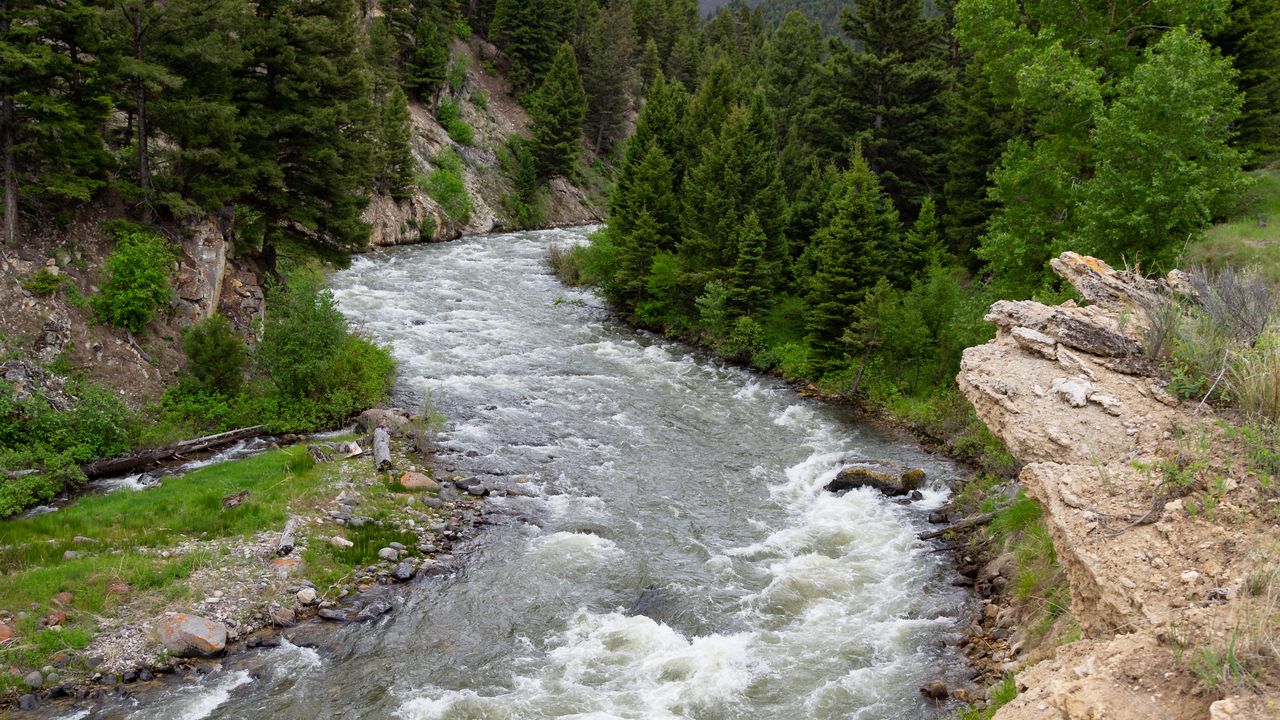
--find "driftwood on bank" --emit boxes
[277,518,299,556]
[80,425,266,479]
[917,512,995,540]
[373,427,392,472]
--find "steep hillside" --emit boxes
[362,38,604,250]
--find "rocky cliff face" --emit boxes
[361,38,604,251]
[958,254,1278,719]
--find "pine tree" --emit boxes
[407,13,450,103]
[762,11,824,147]
[726,211,771,317]
[379,85,416,200]
[1,0,111,244]
[802,0,950,214]
[638,39,661,95]
[579,1,637,153]
[491,0,574,91]
[234,0,378,258]
[147,0,250,214]
[529,43,587,178]
[900,196,947,275]
[801,150,901,371]
[680,99,785,289]
[1212,0,1280,161]
[939,59,1014,266]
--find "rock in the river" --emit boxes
[825,466,922,497]
[18,694,37,711]
[318,608,347,622]
[155,614,228,657]
[356,599,393,621]
[391,563,416,582]
[920,680,949,700]
[377,547,399,562]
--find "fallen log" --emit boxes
[917,512,995,541]
[80,425,266,479]
[277,518,299,556]
[373,427,392,472]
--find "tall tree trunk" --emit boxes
[2,92,15,246]
[134,9,151,221]
[1,1,15,246]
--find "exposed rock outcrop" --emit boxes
[957,253,1279,719]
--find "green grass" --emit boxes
[0,446,330,686]
[1187,166,1280,282]
[422,149,472,222]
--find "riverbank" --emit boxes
[0,410,511,715]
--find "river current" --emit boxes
[108,226,971,719]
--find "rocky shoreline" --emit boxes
[4,408,530,717]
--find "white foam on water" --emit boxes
[127,669,252,720]
[398,611,757,720]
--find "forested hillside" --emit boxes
[555,0,1279,468]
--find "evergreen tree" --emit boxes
[579,1,637,153]
[801,150,900,371]
[407,13,450,102]
[680,99,785,291]
[491,0,574,91]
[682,56,742,155]
[900,196,947,274]
[939,59,1013,265]
[625,74,690,181]
[1212,0,1280,161]
[530,43,587,178]
[610,139,679,310]
[147,0,250,214]
[762,11,824,147]
[726,211,772,316]
[379,85,416,200]
[1,0,111,244]
[233,0,378,258]
[803,0,950,214]
[638,38,661,95]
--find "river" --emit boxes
[114,226,971,719]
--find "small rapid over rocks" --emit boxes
[120,226,971,719]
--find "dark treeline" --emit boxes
[557,0,1279,457]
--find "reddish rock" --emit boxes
[399,472,439,490]
[40,611,66,628]
[271,556,303,578]
[0,623,13,644]
[107,579,131,595]
[50,592,74,607]
[155,614,227,658]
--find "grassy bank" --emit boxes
[0,446,324,694]
[0,432,460,698]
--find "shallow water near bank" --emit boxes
[92,226,970,719]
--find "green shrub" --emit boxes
[92,230,174,333]
[448,57,468,94]
[435,99,474,145]
[453,17,472,39]
[422,149,472,222]
[0,382,137,516]
[257,280,349,399]
[22,269,66,297]
[180,315,247,396]
[471,89,489,111]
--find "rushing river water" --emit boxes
[108,226,971,720]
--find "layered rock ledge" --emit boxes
[958,253,1278,719]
